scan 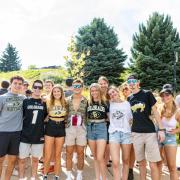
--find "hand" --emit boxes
[168,128,177,134]
[158,131,165,143]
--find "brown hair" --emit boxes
[48,85,66,109]
[89,83,106,105]
[10,76,24,84]
[45,80,54,87]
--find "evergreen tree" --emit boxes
[76,18,127,85]
[130,12,180,91]
[0,43,21,72]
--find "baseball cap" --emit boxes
[160,84,173,95]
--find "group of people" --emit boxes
[0,74,179,180]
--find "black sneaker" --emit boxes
[53,176,60,180]
[128,168,134,180]
[43,175,48,180]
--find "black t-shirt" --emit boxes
[87,101,109,120]
[21,98,48,144]
[128,89,156,133]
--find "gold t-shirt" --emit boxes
[47,100,67,121]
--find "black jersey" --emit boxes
[21,98,48,144]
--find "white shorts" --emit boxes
[19,142,43,159]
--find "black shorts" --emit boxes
[45,120,65,137]
[0,131,21,157]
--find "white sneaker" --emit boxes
[66,171,72,180]
[76,172,82,180]
[72,152,77,164]
[12,168,19,176]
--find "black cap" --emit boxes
[160,84,173,95]
[127,74,138,80]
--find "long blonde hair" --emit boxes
[161,99,177,119]
[89,83,106,105]
[48,85,66,109]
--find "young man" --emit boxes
[127,74,165,180]
[44,80,54,96]
[19,80,47,180]
[0,76,25,180]
[65,79,88,180]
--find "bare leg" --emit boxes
[18,158,26,178]
[5,155,17,180]
[110,143,120,180]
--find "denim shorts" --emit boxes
[109,131,132,144]
[87,122,107,141]
[160,133,177,146]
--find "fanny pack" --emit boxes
[71,115,82,126]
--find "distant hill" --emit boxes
[0,68,68,85]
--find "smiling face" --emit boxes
[44,82,53,95]
[161,92,173,104]
[90,86,100,101]
[98,79,109,95]
[32,82,43,97]
[52,87,62,100]
[10,79,23,94]
[108,88,119,102]
[127,78,140,93]
[72,83,83,95]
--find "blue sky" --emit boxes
[0,0,180,69]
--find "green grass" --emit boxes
[0,68,68,85]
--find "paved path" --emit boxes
[2,147,180,180]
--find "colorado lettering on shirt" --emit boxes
[87,105,105,112]
[27,105,44,110]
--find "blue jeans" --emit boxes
[87,122,107,141]
[109,131,132,144]
[160,133,177,146]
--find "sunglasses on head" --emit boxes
[127,79,137,84]
[73,84,82,89]
[33,85,43,90]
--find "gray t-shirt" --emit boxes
[0,92,25,132]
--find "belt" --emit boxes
[49,119,64,124]
[88,119,106,123]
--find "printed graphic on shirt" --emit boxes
[6,97,23,111]
[131,100,145,113]
[87,103,109,120]
[49,106,66,117]
[112,110,125,128]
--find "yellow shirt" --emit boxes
[47,100,67,121]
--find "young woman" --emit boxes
[43,85,67,180]
[158,84,180,180]
[87,83,109,180]
[98,76,111,168]
[108,86,133,180]
[120,82,135,180]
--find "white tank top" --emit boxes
[162,114,177,132]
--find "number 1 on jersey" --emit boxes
[32,110,38,124]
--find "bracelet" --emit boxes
[158,128,166,132]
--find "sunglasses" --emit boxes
[73,84,82,89]
[160,93,171,98]
[127,79,137,84]
[33,86,43,90]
